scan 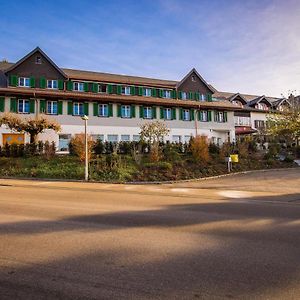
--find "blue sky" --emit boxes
[1,0,299,97]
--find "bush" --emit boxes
[190,135,210,165]
[69,134,94,162]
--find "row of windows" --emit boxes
[3,98,227,122]
[234,116,251,126]
[9,75,212,102]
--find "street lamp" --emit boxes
[81,115,89,181]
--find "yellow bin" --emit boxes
[230,154,239,163]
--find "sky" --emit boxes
[0,0,299,97]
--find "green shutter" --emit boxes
[40,77,46,89]
[188,92,193,100]
[139,106,144,118]
[179,108,183,120]
[40,99,46,113]
[68,101,73,115]
[131,86,135,96]
[92,82,98,93]
[0,97,4,112]
[224,111,228,122]
[93,103,98,116]
[138,87,143,96]
[158,89,163,98]
[10,98,17,112]
[30,77,35,88]
[58,101,63,115]
[178,91,182,99]
[107,84,113,94]
[131,105,136,118]
[152,107,157,119]
[30,99,35,113]
[117,85,122,95]
[67,81,73,91]
[171,90,176,99]
[160,107,164,119]
[208,111,212,121]
[108,103,113,117]
[58,80,64,90]
[84,82,89,92]
[152,88,157,97]
[198,111,201,121]
[117,104,121,117]
[194,92,199,101]
[207,93,212,102]
[191,109,195,121]
[9,75,18,87]
[84,103,89,115]
[171,108,176,120]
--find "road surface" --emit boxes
[0,168,300,299]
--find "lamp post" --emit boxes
[81,115,89,181]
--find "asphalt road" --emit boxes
[0,168,300,299]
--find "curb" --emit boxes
[0,167,298,185]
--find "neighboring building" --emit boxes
[0,47,238,150]
[213,91,291,139]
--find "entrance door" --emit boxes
[2,133,25,145]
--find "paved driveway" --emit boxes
[0,168,300,299]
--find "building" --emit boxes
[213,91,290,139]
[0,47,238,150]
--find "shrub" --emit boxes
[69,134,94,162]
[190,135,210,165]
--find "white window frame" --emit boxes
[47,101,58,115]
[201,94,206,101]
[215,111,224,123]
[47,80,58,89]
[73,102,84,116]
[200,111,208,122]
[18,77,30,88]
[98,104,108,117]
[143,88,152,97]
[73,82,84,92]
[133,135,140,142]
[18,99,30,114]
[163,90,171,99]
[98,84,107,93]
[183,109,190,121]
[121,105,131,118]
[164,108,172,120]
[181,92,187,100]
[144,107,152,119]
[107,134,118,142]
[121,134,130,142]
[122,86,131,95]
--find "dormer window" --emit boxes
[200,94,207,101]
[47,80,58,89]
[257,103,269,111]
[182,92,187,100]
[35,56,42,64]
[19,77,30,88]
[232,100,243,107]
[73,82,84,92]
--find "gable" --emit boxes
[177,69,214,94]
[6,48,66,81]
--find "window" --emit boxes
[121,105,131,118]
[164,108,172,120]
[98,104,108,117]
[183,109,190,121]
[98,84,107,93]
[107,135,118,142]
[58,134,71,151]
[181,92,187,100]
[47,80,58,89]
[172,135,181,143]
[18,99,30,113]
[18,77,30,87]
[121,135,130,142]
[191,75,196,82]
[36,56,42,64]
[91,134,104,141]
[234,116,250,126]
[200,94,207,101]
[122,86,131,95]
[143,88,152,97]
[215,111,226,123]
[163,90,171,98]
[254,120,265,129]
[184,135,191,143]
[47,101,58,115]
[232,100,242,107]
[257,103,269,111]
[143,107,152,119]
[133,135,140,142]
[200,111,208,122]
[73,102,84,116]
[73,82,84,92]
